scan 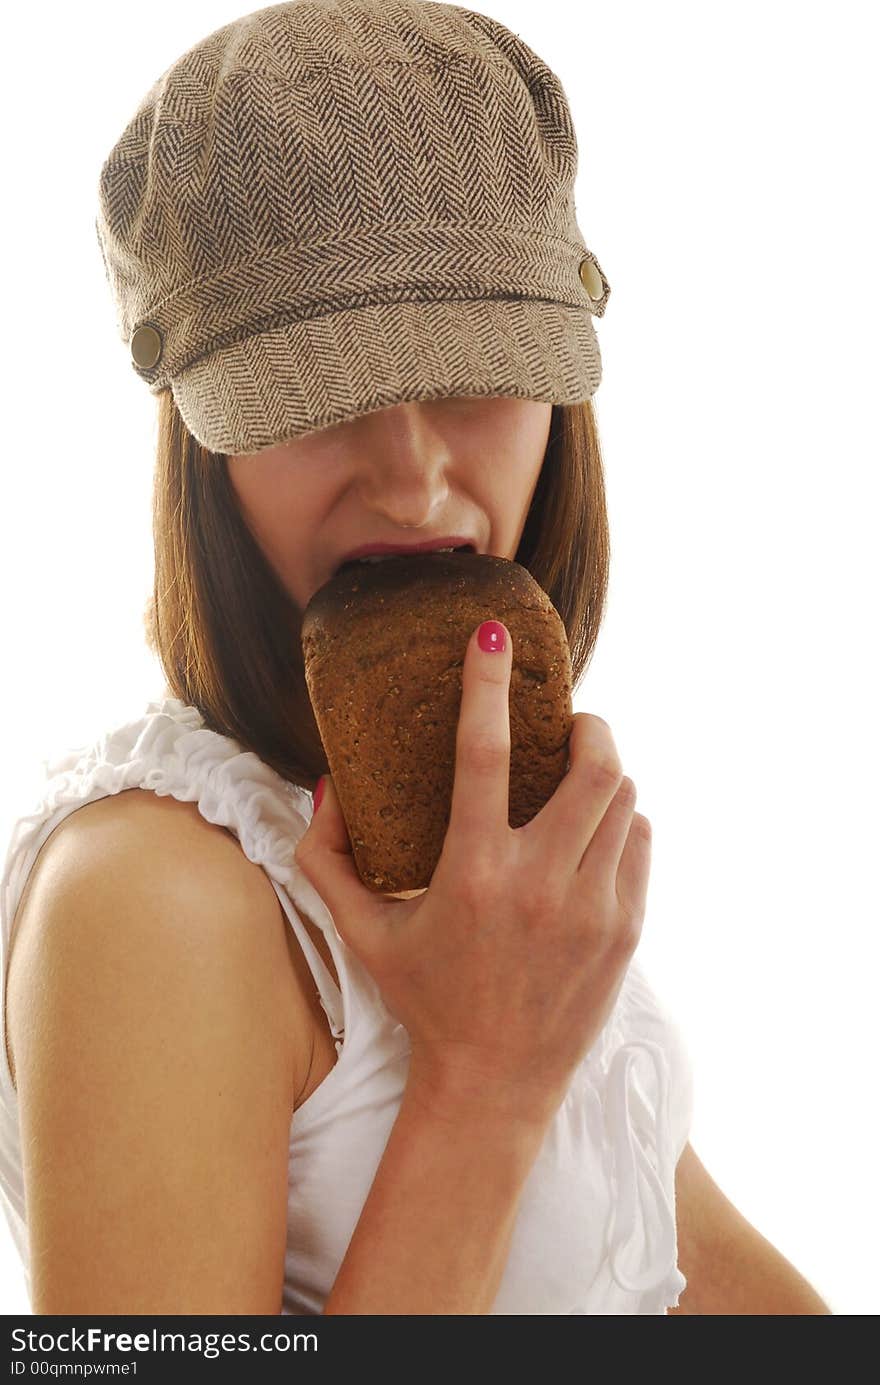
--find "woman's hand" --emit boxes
[295,620,651,1129]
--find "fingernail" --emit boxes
[478,620,507,654]
[313,776,325,813]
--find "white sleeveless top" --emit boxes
[0,696,694,1315]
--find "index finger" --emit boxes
[445,619,513,853]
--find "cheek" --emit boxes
[231,480,273,550]
[521,409,553,466]
[236,494,321,610]
[491,404,551,466]
[229,462,292,546]
[227,472,284,567]
[227,462,265,534]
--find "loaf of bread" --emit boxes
[300,551,574,894]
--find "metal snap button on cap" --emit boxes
[130,324,163,369]
[579,257,604,302]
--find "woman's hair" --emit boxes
[145,389,611,792]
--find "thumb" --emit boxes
[294,775,389,965]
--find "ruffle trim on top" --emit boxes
[4,697,314,897]
[0,696,376,1061]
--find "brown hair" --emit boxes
[145,391,611,792]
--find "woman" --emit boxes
[0,0,829,1314]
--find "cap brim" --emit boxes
[170,296,602,455]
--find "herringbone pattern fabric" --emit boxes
[95,0,611,454]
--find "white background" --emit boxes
[1,0,877,1315]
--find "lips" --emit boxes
[333,541,476,578]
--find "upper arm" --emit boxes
[668,1140,747,1314]
[668,1141,831,1315]
[6,788,302,1314]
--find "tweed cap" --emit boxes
[95,0,611,455]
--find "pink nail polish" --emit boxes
[478,620,507,653]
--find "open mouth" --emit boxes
[336,544,475,576]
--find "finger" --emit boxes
[294,774,390,966]
[444,619,513,856]
[521,712,624,871]
[613,811,652,932]
[578,773,638,886]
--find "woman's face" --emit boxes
[227,395,553,611]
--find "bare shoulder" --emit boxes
[6,787,305,1093]
[11,785,281,935]
[36,785,251,867]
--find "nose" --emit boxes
[354,401,451,528]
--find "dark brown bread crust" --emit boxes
[301,552,573,893]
